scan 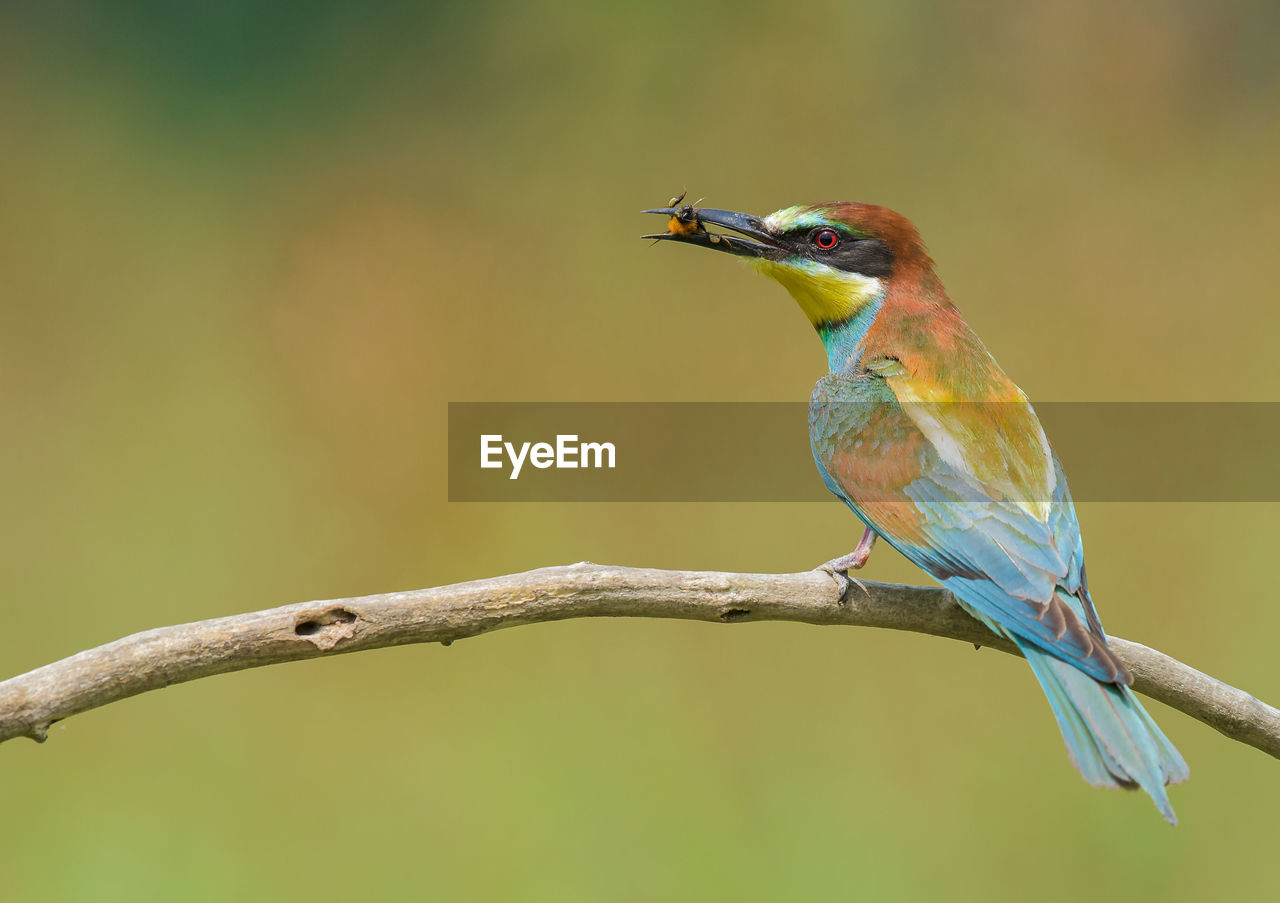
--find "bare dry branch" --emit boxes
[1,563,1276,758]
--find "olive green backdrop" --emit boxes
[2,1,1278,900]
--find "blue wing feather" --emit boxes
[809,376,1186,821]
[810,378,1120,681]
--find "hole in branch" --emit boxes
[294,608,357,637]
[719,608,750,622]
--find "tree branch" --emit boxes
[2,563,1276,758]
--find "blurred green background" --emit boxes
[3,1,1279,899]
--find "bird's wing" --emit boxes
[811,371,1123,682]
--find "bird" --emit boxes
[643,198,1189,823]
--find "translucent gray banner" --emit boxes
[448,403,1280,502]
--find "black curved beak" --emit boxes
[641,206,787,260]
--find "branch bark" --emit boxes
[1,563,1276,758]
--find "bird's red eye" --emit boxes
[813,229,839,250]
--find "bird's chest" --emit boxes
[809,373,929,498]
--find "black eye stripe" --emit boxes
[773,228,895,278]
[826,238,894,278]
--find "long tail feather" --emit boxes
[1016,639,1190,824]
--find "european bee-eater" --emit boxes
[644,199,1189,823]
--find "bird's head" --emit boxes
[644,200,934,329]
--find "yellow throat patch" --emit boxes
[748,257,885,326]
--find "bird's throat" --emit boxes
[749,258,886,372]
[815,294,886,372]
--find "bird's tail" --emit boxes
[1016,639,1190,824]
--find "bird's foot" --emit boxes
[816,528,877,603]
[816,558,871,604]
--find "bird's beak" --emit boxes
[642,205,787,260]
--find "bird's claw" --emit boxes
[817,561,871,604]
